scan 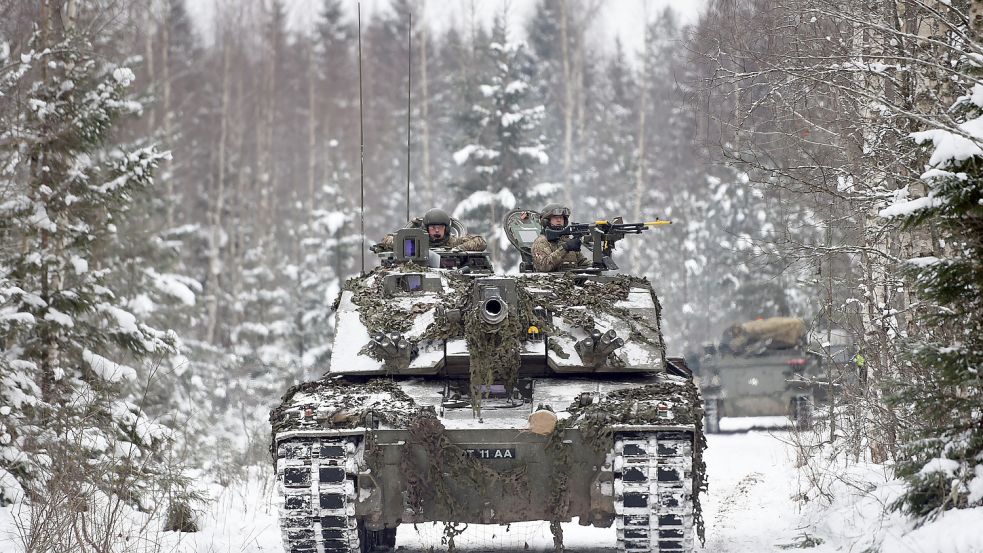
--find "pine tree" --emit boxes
[230,240,296,374]
[587,39,637,210]
[296,182,359,371]
[889,70,983,518]
[0,24,185,510]
[526,0,564,188]
[437,25,490,202]
[453,18,549,267]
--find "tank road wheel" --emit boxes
[614,431,695,552]
[276,437,363,553]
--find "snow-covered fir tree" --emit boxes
[296,183,359,371]
[584,39,638,214]
[453,17,550,267]
[887,74,983,519]
[0,23,189,517]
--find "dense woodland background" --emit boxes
[0,0,980,549]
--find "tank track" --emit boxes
[614,431,694,552]
[275,436,361,553]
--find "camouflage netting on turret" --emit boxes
[559,374,708,545]
[521,273,664,346]
[337,268,665,413]
[464,306,521,415]
[338,264,471,338]
[463,285,548,416]
[342,269,663,357]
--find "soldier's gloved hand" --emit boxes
[565,237,582,252]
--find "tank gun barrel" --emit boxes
[480,293,508,325]
[473,280,513,326]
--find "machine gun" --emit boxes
[543,218,672,270]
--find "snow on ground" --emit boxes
[3,430,983,552]
[718,416,790,432]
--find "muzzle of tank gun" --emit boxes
[370,332,414,370]
[575,329,625,368]
[480,295,508,326]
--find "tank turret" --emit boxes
[271,210,706,552]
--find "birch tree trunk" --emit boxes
[205,35,231,346]
[560,0,574,210]
[228,58,247,335]
[162,0,174,227]
[630,21,649,273]
[973,0,983,33]
[144,5,156,137]
[307,43,318,214]
[574,23,586,149]
[37,0,55,401]
[419,0,434,207]
[258,1,279,238]
[64,0,76,31]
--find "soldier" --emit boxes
[531,204,591,272]
[378,208,487,251]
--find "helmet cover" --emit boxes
[539,204,571,228]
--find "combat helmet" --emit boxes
[422,208,451,229]
[539,204,571,229]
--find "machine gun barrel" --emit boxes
[594,219,672,233]
[542,217,672,270]
[542,219,671,241]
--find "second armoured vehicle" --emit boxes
[697,317,825,433]
[270,210,706,552]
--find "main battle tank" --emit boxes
[270,210,706,552]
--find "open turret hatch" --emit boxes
[385,216,493,272]
[503,209,543,272]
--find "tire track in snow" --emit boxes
[699,432,801,552]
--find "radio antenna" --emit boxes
[405,12,412,223]
[358,2,366,275]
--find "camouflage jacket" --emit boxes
[531,234,590,272]
[379,233,487,252]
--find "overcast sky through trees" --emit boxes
[187,0,705,64]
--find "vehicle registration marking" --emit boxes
[464,447,517,460]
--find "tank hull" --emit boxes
[275,424,695,526]
[272,372,703,552]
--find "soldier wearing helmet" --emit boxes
[378,208,487,251]
[531,204,591,272]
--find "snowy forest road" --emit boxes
[0,431,806,552]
